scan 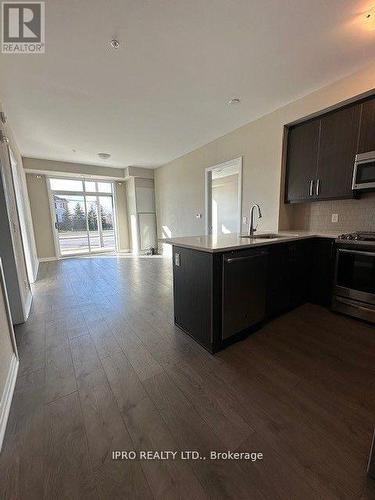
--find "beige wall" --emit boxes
[155,62,375,240]
[26,174,56,259]
[23,157,126,179]
[115,182,130,251]
[125,178,137,251]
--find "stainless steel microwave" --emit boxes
[352,151,375,191]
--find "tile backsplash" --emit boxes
[290,193,375,233]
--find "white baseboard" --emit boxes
[39,256,57,263]
[0,354,19,452]
[24,290,32,321]
[30,259,39,283]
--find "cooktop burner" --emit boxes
[337,231,375,241]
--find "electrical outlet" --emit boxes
[331,213,339,223]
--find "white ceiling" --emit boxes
[0,0,374,169]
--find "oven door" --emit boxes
[334,248,375,305]
[353,156,375,190]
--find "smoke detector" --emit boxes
[110,39,120,49]
[98,152,111,160]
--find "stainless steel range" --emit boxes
[332,232,375,324]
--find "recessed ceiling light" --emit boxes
[228,97,241,105]
[110,39,120,49]
[98,152,111,160]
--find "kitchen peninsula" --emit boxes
[164,232,337,353]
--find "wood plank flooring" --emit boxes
[1,254,375,499]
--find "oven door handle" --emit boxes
[337,248,375,257]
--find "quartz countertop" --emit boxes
[161,231,339,253]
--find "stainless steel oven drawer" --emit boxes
[332,296,375,324]
[334,284,375,306]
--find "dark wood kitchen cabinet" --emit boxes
[266,240,312,317]
[289,240,313,307]
[309,238,335,306]
[267,244,291,317]
[171,237,336,353]
[316,104,361,200]
[173,245,268,353]
[286,120,319,202]
[172,246,215,351]
[285,94,375,203]
[358,98,375,153]
[222,249,267,340]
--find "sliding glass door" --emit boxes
[49,178,116,257]
[54,193,89,255]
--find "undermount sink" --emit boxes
[240,233,286,239]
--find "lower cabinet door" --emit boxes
[173,246,213,350]
[289,240,313,308]
[222,250,268,340]
[267,244,291,317]
[310,238,335,306]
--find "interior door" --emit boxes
[9,150,37,283]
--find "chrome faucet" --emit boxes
[248,203,262,236]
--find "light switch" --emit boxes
[242,216,247,224]
[196,213,202,219]
[331,214,339,223]
[174,253,181,267]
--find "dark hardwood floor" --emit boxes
[1,254,375,499]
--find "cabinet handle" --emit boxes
[225,252,267,264]
[316,179,320,196]
[309,180,314,197]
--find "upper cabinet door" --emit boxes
[358,98,375,154]
[316,104,360,200]
[285,120,319,202]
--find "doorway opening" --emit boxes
[205,157,242,236]
[48,177,117,257]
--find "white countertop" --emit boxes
[162,231,339,253]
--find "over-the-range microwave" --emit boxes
[352,151,375,192]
